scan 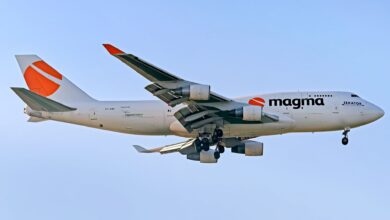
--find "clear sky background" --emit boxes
[0,0,389,219]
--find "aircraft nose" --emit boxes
[370,104,385,121]
[377,106,385,118]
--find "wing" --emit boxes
[133,139,196,155]
[103,44,278,132]
[103,44,230,104]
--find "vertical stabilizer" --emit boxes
[15,55,95,105]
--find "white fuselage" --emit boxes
[29,91,384,138]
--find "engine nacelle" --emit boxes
[175,84,210,100]
[231,140,264,156]
[187,150,217,163]
[232,106,263,121]
[189,84,210,100]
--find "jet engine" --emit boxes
[174,84,210,100]
[231,106,263,121]
[187,149,217,163]
[231,140,264,156]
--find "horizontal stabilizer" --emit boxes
[11,87,77,112]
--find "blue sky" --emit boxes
[1,0,389,219]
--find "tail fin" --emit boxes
[15,55,95,105]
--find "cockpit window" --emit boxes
[351,94,359,97]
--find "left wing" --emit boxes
[103,44,278,132]
[133,139,196,155]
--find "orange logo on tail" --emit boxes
[24,61,62,97]
[248,97,265,107]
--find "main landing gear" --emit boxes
[213,145,225,160]
[195,138,210,152]
[195,128,225,160]
[342,129,350,145]
[213,128,224,160]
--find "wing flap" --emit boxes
[184,110,219,122]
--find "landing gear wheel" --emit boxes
[194,139,202,152]
[215,129,223,138]
[212,129,224,143]
[201,138,210,151]
[341,128,350,146]
[214,151,220,160]
[342,137,349,145]
[217,145,225,153]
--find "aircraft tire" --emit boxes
[342,137,349,145]
[217,145,225,153]
[214,151,220,160]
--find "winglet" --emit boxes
[103,44,125,55]
[132,145,162,153]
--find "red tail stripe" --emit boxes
[33,60,62,80]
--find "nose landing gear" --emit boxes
[342,137,349,145]
[342,129,350,145]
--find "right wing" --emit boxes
[103,44,279,133]
[102,44,231,106]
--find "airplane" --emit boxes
[12,44,385,163]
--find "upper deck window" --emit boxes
[351,94,359,97]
